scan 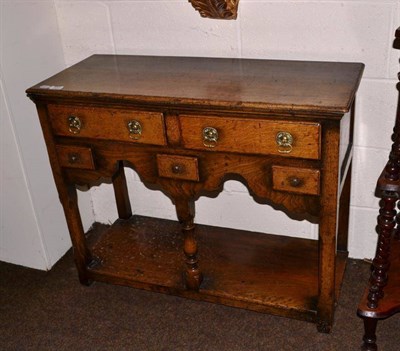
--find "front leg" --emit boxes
[61,185,93,285]
[175,198,203,290]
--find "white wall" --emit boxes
[0,1,93,270]
[2,0,398,269]
[54,0,400,259]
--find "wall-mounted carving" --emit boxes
[189,0,239,20]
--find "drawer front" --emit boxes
[48,104,166,146]
[157,154,199,182]
[272,166,320,195]
[179,115,320,160]
[56,145,95,170]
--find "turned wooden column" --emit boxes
[175,198,203,290]
[367,194,397,308]
[358,26,400,351]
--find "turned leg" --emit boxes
[361,317,378,351]
[175,198,202,290]
[112,161,132,220]
[367,193,397,308]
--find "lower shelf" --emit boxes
[87,215,347,323]
[358,235,400,319]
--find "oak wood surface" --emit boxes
[87,215,347,322]
[157,154,200,182]
[56,145,95,170]
[48,104,166,146]
[112,162,132,220]
[27,55,363,116]
[271,166,320,195]
[57,140,322,217]
[179,115,321,159]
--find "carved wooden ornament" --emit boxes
[189,0,239,20]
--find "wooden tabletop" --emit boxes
[27,55,364,115]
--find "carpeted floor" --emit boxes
[1,251,398,351]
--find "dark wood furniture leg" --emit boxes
[112,161,132,220]
[361,317,378,351]
[358,194,397,350]
[367,194,397,308]
[175,198,203,290]
[357,27,400,351]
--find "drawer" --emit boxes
[56,145,95,170]
[47,104,166,146]
[157,154,199,182]
[179,115,320,160]
[272,166,320,195]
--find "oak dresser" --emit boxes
[27,55,364,333]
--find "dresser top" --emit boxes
[27,55,364,115]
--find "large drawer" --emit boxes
[179,115,321,160]
[47,104,167,146]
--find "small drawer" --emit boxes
[57,145,95,170]
[272,166,320,195]
[47,104,166,146]
[179,115,321,160]
[157,154,199,182]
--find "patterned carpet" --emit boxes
[1,249,398,351]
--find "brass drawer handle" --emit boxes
[68,115,82,134]
[127,120,142,140]
[203,127,218,148]
[276,131,293,154]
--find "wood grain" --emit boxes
[272,166,320,195]
[157,154,200,182]
[26,54,363,333]
[28,55,364,115]
[180,115,321,159]
[56,145,95,170]
[358,235,400,319]
[188,0,239,19]
[48,104,166,146]
[357,27,400,351]
[88,215,348,321]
